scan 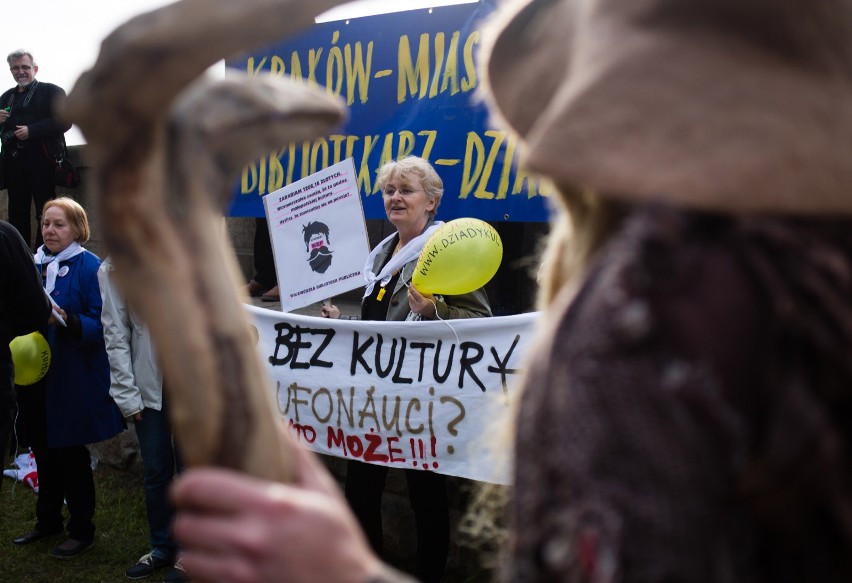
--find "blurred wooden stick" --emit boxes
[61,0,349,482]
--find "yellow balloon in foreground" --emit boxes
[10,332,51,386]
[412,218,503,295]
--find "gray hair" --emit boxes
[7,50,36,66]
[376,156,444,218]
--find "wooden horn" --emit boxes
[61,0,350,482]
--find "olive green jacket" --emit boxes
[363,225,492,322]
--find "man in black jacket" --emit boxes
[0,50,71,250]
[0,219,51,483]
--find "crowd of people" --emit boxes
[0,49,190,582]
[2,194,189,582]
[0,46,491,583]
[7,0,852,580]
[171,0,852,582]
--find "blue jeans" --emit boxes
[134,403,182,560]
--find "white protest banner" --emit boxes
[247,305,538,485]
[263,158,370,312]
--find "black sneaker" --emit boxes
[126,551,173,579]
[163,558,189,583]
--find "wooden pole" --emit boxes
[61,0,349,482]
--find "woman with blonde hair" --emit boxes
[13,196,123,559]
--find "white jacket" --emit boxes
[98,258,164,417]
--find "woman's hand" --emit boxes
[48,306,67,326]
[172,440,384,583]
[408,285,437,318]
[320,303,340,319]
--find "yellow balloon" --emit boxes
[9,332,51,386]
[412,218,503,295]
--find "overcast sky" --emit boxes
[4,0,476,145]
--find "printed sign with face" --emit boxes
[264,158,370,312]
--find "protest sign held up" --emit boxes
[264,158,370,312]
[248,305,538,485]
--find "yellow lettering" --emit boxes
[300,141,311,179]
[512,166,537,198]
[429,32,445,98]
[440,32,461,95]
[418,130,437,160]
[286,143,297,184]
[398,34,430,103]
[397,131,416,159]
[378,133,396,174]
[345,42,373,105]
[460,130,508,199]
[242,163,258,193]
[258,156,267,195]
[461,31,479,92]
[270,56,286,76]
[460,132,485,198]
[359,135,381,194]
[268,152,285,192]
[237,127,542,204]
[311,138,330,173]
[472,129,503,199]
[327,31,344,97]
[246,56,266,77]
[537,177,555,198]
[308,48,324,85]
[496,137,515,199]
[289,52,304,81]
[329,134,347,164]
[345,135,360,161]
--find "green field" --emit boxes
[1,460,149,583]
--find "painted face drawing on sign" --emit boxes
[303,221,333,273]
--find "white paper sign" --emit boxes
[247,305,539,485]
[263,158,370,312]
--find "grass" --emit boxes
[0,455,150,583]
[1,452,496,583]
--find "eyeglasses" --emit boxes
[382,186,422,197]
[10,65,33,72]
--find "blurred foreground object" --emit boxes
[61,0,350,481]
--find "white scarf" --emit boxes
[34,241,85,295]
[362,221,443,297]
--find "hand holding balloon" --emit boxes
[412,218,502,295]
[9,332,51,386]
[407,284,437,318]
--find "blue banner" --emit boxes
[226,0,552,222]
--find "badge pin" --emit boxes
[57,266,70,277]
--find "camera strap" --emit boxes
[2,81,40,151]
[6,79,39,112]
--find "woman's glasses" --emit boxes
[382,186,422,198]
